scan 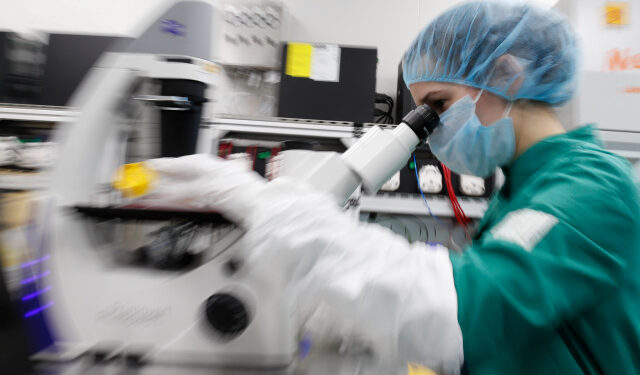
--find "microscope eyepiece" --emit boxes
[401,104,440,141]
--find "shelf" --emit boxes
[207,115,491,219]
[596,129,640,160]
[208,115,355,139]
[0,172,50,191]
[360,194,488,219]
[0,104,77,123]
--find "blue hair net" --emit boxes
[403,1,578,105]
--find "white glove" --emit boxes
[139,154,266,227]
[138,153,464,374]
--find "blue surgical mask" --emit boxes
[428,91,515,177]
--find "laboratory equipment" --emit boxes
[459,174,486,197]
[0,32,46,105]
[41,77,437,372]
[15,142,57,169]
[380,171,400,192]
[0,136,20,166]
[214,1,285,68]
[40,34,133,107]
[277,43,377,123]
[0,265,32,374]
[28,0,295,369]
[278,104,440,204]
[22,1,441,371]
[419,165,443,194]
[396,61,417,122]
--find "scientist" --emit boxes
[140,1,640,374]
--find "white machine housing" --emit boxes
[32,0,296,369]
[213,1,285,68]
[280,124,422,205]
[29,1,438,368]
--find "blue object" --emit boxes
[21,286,52,302]
[20,255,50,269]
[429,93,515,177]
[18,256,55,353]
[413,155,445,226]
[403,1,578,105]
[24,301,54,318]
[19,270,50,285]
[299,335,312,359]
[161,19,186,36]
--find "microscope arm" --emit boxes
[282,105,440,205]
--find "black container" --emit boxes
[0,263,32,374]
[281,140,316,151]
[0,32,47,105]
[159,79,207,157]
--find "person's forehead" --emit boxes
[409,81,462,94]
[408,82,467,101]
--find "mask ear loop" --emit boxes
[472,89,484,104]
[474,87,513,118]
[503,101,514,118]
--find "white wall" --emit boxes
[4,0,600,120]
[554,0,640,73]
[0,0,466,98]
[553,0,640,132]
[0,0,172,36]
[279,0,466,96]
[570,0,640,71]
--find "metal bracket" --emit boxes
[133,95,191,111]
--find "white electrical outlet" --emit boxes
[0,136,20,166]
[459,174,486,196]
[265,154,282,180]
[227,152,254,171]
[380,171,400,192]
[15,142,57,169]
[418,165,443,193]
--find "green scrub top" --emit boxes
[451,125,640,374]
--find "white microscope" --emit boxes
[23,0,440,370]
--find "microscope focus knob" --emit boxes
[204,293,249,338]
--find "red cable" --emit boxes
[246,146,258,171]
[442,165,460,220]
[447,170,469,226]
[441,163,470,227]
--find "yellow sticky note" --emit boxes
[407,363,437,375]
[285,42,313,78]
[605,2,630,25]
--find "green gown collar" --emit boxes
[502,124,601,193]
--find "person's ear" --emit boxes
[492,54,525,96]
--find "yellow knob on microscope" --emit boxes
[112,162,156,198]
[407,364,437,375]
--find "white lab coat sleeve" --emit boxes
[141,154,463,372]
[241,176,464,373]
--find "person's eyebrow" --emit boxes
[420,90,442,104]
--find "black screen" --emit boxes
[278,44,377,123]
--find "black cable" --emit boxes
[374,93,395,124]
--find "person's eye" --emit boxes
[430,99,446,112]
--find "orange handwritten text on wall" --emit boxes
[606,48,640,71]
